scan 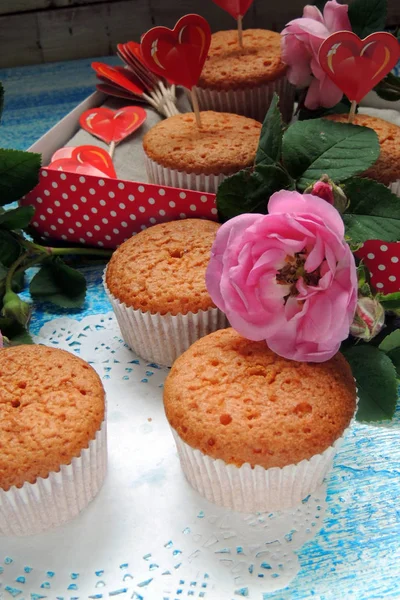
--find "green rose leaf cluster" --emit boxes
[217,94,400,246]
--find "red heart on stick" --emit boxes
[79,106,147,145]
[319,31,400,104]
[140,14,211,89]
[92,63,146,96]
[211,0,253,18]
[48,146,117,178]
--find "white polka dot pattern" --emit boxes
[20,168,218,251]
[357,240,400,294]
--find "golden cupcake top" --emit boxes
[198,29,287,89]
[0,345,105,491]
[143,111,261,175]
[326,113,400,186]
[164,328,357,470]
[106,219,220,315]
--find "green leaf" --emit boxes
[343,214,400,243]
[0,317,33,345]
[29,257,86,308]
[374,72,400,102]
[216,165,294,221]
[343,345,398,422]
[387,347,400,378]
[377,291,400,312]
[379,329,400,353]
[297,100,349,121]
[255,94,283,166]
[0,229,22,267]
[342,177,400,243]
[348,0,387,38]
[0,82,4,123]
[0,149,41,206]
[0,205,35,230]
[282,119,380,190]
[345,177,400,218]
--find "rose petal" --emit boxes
[268,191,345,238]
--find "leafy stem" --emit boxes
[19,238,112,259]
[5,252,28,293]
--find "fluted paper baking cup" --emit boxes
[389,179,400,197]
[0,419,107,536]
[193,77,295,124]
[145,155,227,194]
[104,276,228,367]
[171,405,356,513]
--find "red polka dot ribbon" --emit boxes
[356,241,400,294]
[21,168,217,249]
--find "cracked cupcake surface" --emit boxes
[164,328,357,470]
[106,219,220,315]
[0,345,105,491]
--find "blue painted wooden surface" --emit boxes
[0,57,400,600]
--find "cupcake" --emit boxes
[104,219,228,366]
[143,111,261,193]
[194,29,294,123]
[164,328,357,513]
[326,114,400,196]
[0,345,107,536]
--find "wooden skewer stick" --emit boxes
[190,87,202,128]
[348,100,357,124]
[237,15,244,49]
[109,141,116,159]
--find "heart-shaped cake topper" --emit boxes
[319,31,400,105]
[79,106,147,145]
[211,0,253,19]
[48,146,117,178]
[140,14,211,90]
[92,63,145,97]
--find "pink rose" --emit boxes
[206,191,358,362]
[281,1,351,109]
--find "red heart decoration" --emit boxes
[79,106,147,145]
[140,14,212,89]
[92,62,145,96]
[48,158,109,178]
[96,83,139,102]
[211,0,253,19]
[48,146,117,178]
[319,31,400,104]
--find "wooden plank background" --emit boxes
[0,0,399,68]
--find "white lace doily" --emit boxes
[0,313,331,599]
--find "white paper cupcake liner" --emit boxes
[171,397,357,513]
[104,275,228,367]
[389,179,400,197]
[193,76,295,124]
[145,154,227,194]
[0,419,107,536]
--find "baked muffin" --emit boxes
[143,111,261,193]
[326,113,400,195]
[194,30,294,123]
[164,328,357,512]
[0,345,107,536]
[104,219,228,366]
